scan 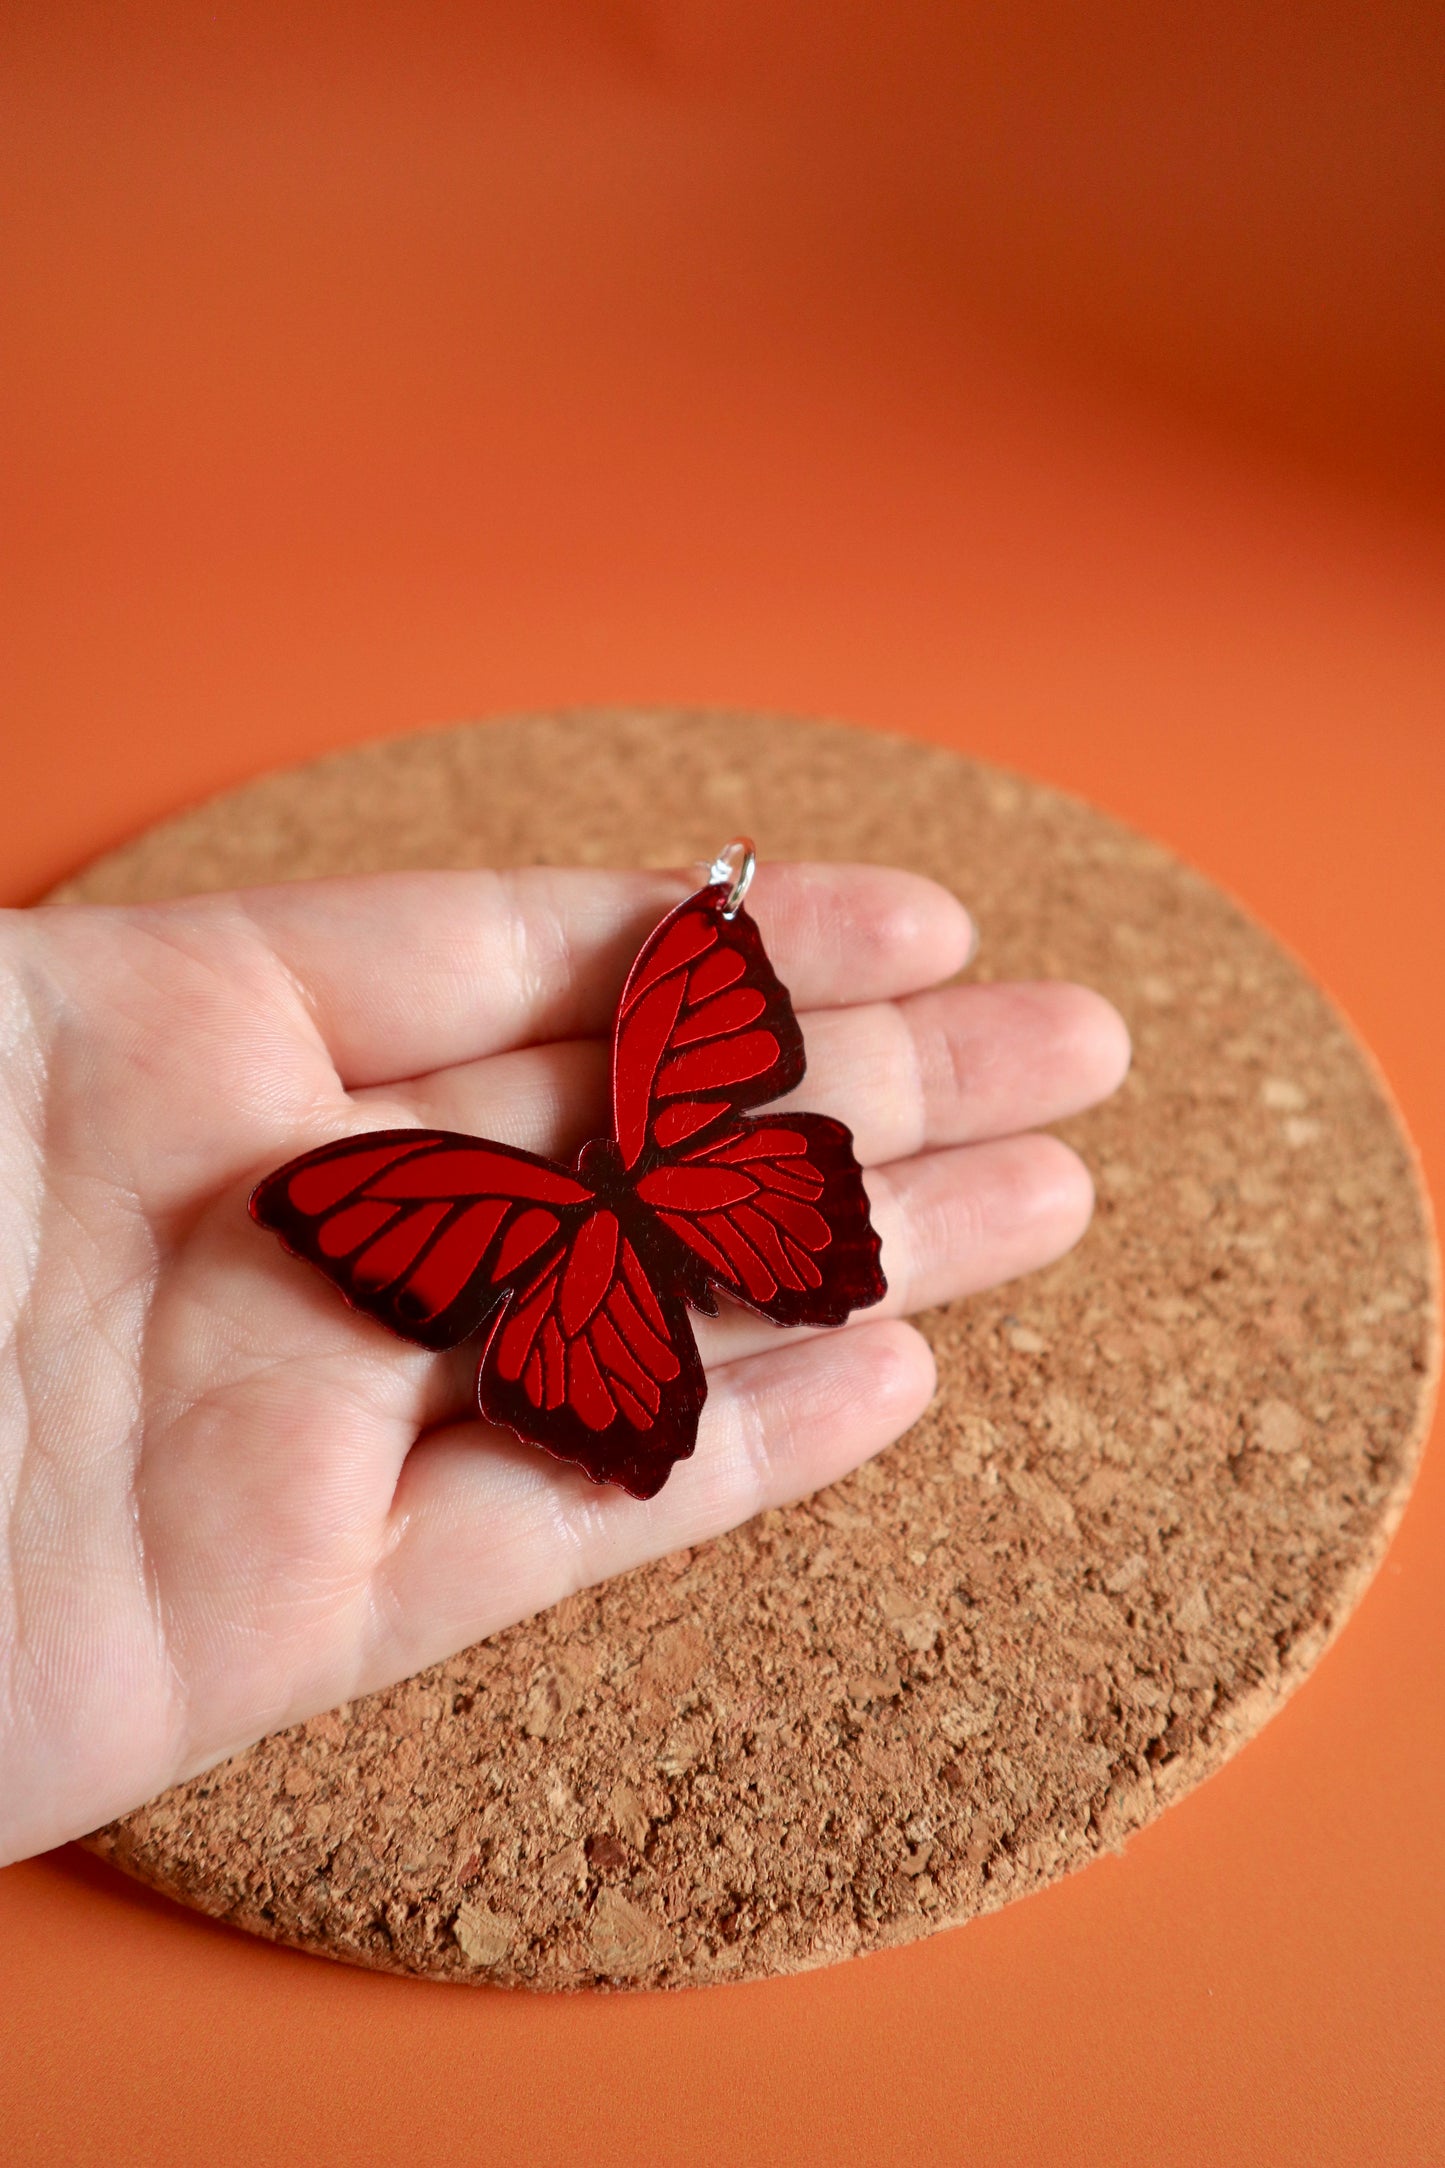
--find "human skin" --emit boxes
[0,861,1129,1865]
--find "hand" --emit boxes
[0,862,1129,1863]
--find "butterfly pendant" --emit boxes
[250,842,887,1498]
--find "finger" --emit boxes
[204,861,975,1087]
[780,980,1131,1165]
[692,1132,1095,1368]
[368,978,1129,1170]
[363,1322,936,1684]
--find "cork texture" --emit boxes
[63,711,1438,1989]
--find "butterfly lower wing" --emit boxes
[249,1128,596,1351]
[611,886,807,1172]
[634,1112,887,1327]
[477,1212,706,1498]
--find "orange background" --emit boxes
[2,6,1444,2163]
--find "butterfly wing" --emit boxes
[610,882,887,1327]
[634,1112,886,1327]
[611,884,806,1171]
[250,1127,705,1496]
[249,1128,599,1351]
[476,1209,706,1498]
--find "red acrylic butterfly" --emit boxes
[250,843,886,1499]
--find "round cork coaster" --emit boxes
[66,712,1437,1990]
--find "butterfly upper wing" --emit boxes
[250,1128,704,1496]
[611,885,806,1172]
[476,1208,706,1498]
[249,1129,599,1352]
[634,1112,886,1328]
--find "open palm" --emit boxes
[0,861,1128,1864]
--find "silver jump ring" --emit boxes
[707,836,757,918]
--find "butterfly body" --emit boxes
[252,872,886,1497]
